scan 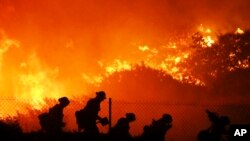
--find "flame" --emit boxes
[198,24,216,47]
[82,73,104,86]
[105,59,132,75]
[168,42,177,49]
[15,53,65,109]
[198,24,212,34]
[85,43,194,85]
[203,35,215,47]
[0,24,211,115]
[0,24,245,119]
[235,28,244,34]
[0,0,249,134]
[138,45,150,52]
[174,57,181,64]
[0,31,21,116]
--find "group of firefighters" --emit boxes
[38,91,173,141]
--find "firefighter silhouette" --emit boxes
[142,114,173,141]
[38,97,70,134]
[109,113,136,141]
[198,110,230,141]
[75,91,108,136]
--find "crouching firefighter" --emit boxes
[38,97,70,134]
[75,91,109,137]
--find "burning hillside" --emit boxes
[0,1,250,140]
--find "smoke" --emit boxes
[1,0,250,44]
[0,30,20,93]
[0,30,19,69]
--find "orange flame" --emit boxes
[235,28,244,34]
[14,53,67,109]
[198,24,216,47]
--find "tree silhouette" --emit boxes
[180,30,250,86]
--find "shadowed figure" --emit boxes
[109,113,136,141]
[141,114,173,141]
[197,110,230,141]
[38,97,70,134]
[0,119,22,141]
[75,91,108,137]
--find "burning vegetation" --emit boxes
[0,27,249,132]
[0,0,250,140]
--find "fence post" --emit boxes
[108,98,112,131]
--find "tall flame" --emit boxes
[15,53,64,109]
